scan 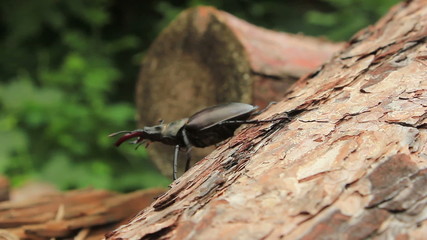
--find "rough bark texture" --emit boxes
[0,187,164,239]
[107,0,427,239]
[134,6,343,177]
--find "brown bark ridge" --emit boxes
[134,6,343,177]
[0,188,164,239]
[108,0,427,239]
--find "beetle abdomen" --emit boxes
[184,123,241,148]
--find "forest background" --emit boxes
[0,0,399,191]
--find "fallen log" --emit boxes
[107,0,427,239]
[0,188,165,239]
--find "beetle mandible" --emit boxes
[110,102,287,180]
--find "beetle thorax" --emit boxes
[144,118,187,146]
[162,118,188,138]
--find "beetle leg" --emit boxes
[219,117,287,125]
[129,137,141,145]
[134,140,149,150]
[181,129,192,147]
[185,147,192,171]
[173,145,180,180]
[181,129,193,172]
[251,101,277,116]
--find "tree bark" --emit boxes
[135,6,342,177]
[109,0,427,239]
[0,188,164,239]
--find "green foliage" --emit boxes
[0,0,400,191]
[305,0,400,41]
[152,0,399,40]
[0,0,169,191]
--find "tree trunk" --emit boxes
[109,0,427,239]
[135,6,342,177]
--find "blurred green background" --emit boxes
[0,0,399,191]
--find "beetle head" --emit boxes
[109,125,164,147]
[109,118,189,147]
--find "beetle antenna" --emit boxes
[108,130,132,137]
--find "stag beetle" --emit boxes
[110,102,286,180]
